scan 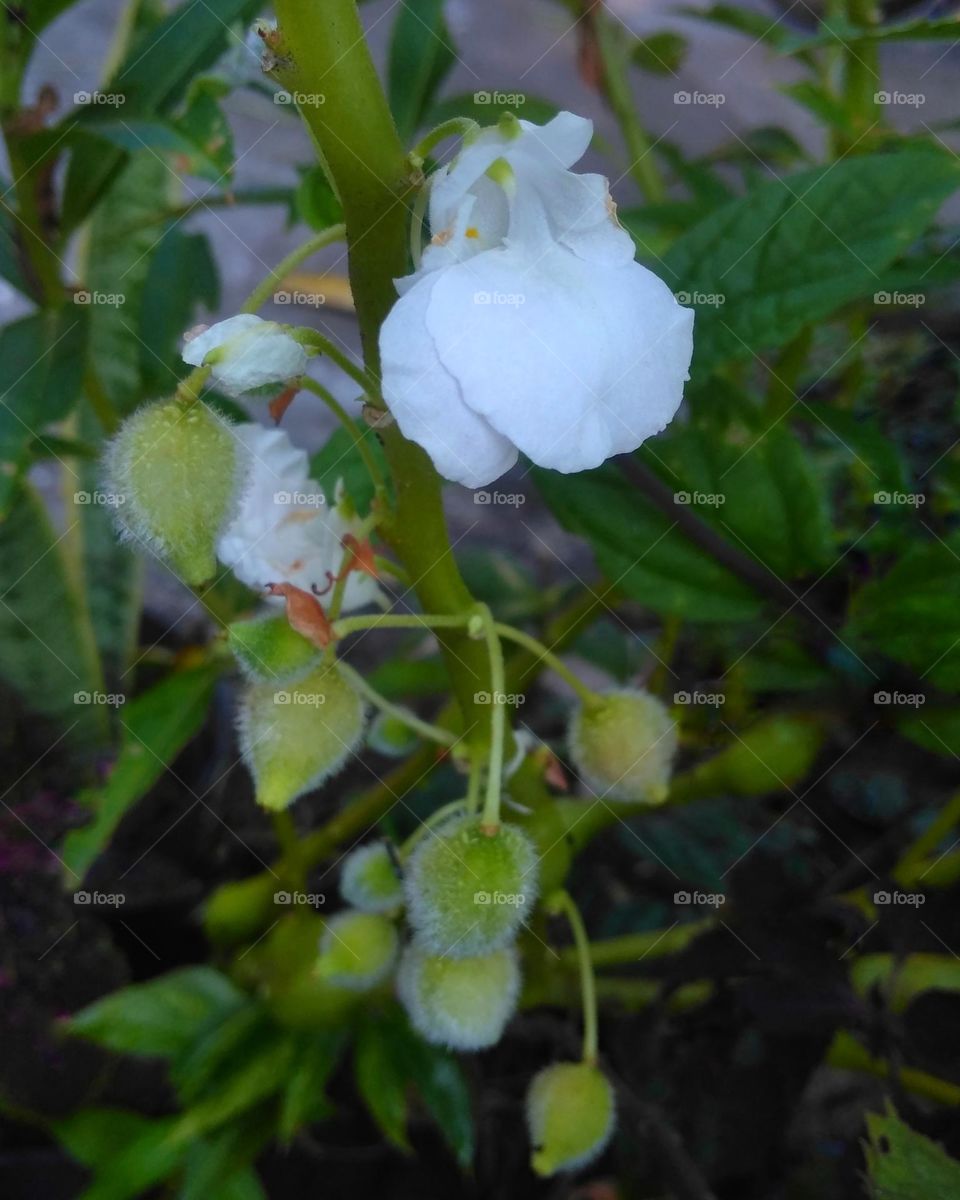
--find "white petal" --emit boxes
[517,111,593,168]
[182,314,308,397]
[425,244,694,475]
[379,271,518,489]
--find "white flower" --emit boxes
[182,314,308,397]
[217,423,378,612]
[379,112,694,488]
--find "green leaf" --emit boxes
[852,953,960,1013]
[0,177,32,296]
[0,308,88,511]
[67,967,246,1059]
[294,164,344,231]
[55,1110,184,1200]
[864,1107,960,1199]
[789,13,960,51]
[278,1030,345,1142]
[178,1112,272,1200]
[631,31,688,75]
[845,535,960,691]
[354,1016,411,1152]
[139,228,219,394]
[396,1031,474,1167]
[310,425,390,514]
[61,661,223,879]
[0,482,105,742]
[388,0,457,142]
[534,463,760,622]
[61,0,262,230]
[84,150,173,416]
[781,80,855,135]
[662,147,960,373]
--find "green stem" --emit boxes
[333,611,471,638]
[295,329,380,400]
[547,889,599,1063]
[494,622,597,705]
[401,798,470,856]
[477,606,506,831]
[559,919,716,969]
[896,789,960,872]
[337,660,457,747]
[412,117,478,161]
[591,5,667,204]
[241,223,345,313]
[299,376,387,496]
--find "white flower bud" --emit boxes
[183,314,308,396]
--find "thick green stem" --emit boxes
[273,0,500,751]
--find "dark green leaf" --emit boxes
[631,31,688,75]
[354,1016,411,1152]
[139,229,219,393]
[54,1110,184,1200]
[0,482,105,743]
[663,147,960,373]
[789,13,960,51]
[294,165,344,231]
[67,967,246,1059]
[0,308,88,510]
[388,0,457,142]
[310,425,390,514]
[864,1107,960,1199]
[61,661,223,879]
[278,1030,346,1142]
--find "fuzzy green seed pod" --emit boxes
[526,1061,616,1176]
[238,662,365,811]
[315,910,398,991]
[568,688,677,803]
[340,842,403,914]
[106,399,245,584]
[404,816,538,957]
[397,942,520,1051]
[228,614,321,683]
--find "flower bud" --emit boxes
[238,662,365,810]
[203,872,277,946]
[315,910,398,991]
[105,399,245,584]
[396,942,520,1051]
[568,688,677,803]
[526,1062,616,1176]
[404,816,538,957]
[671,713,823,802]
[340,842,403,913]
[182,314,308,397]
[228,614,321,683]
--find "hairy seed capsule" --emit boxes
[228,613,321,683]
[396,942,520,1051]
[316,910,398,991]
[340,842,403,914]
[238,662,365,810]
[105,399,245,584]
[568,688,677,803]
[404,816,538,957]
[526,1061,616,1176]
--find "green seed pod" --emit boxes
[203,872,277,946]
[106,399,245,584]
[367,712,420,758]
[228,614,321,683]
[404,816,538,957]
[340,842,403,914]
[238,662,365,811]
[397,942,520,1051]
[315,910,398,991]
[526,1061,616,1176]
[568,688,677,803]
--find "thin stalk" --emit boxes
[494,622,597,706]
[477,605,507,831]
[299,376,387,497]
[547,889,599,1063]
[295,329,380,400]
[241,223,345,313]
[338,660,457,747]
[332,611,471,638]
[401,798,470,857]
[412,117,478,161]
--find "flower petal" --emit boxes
[425,245,694,476]
[183,314,308,397]
[379,272,518,488]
